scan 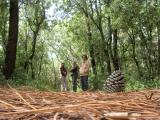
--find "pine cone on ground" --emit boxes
[104,70,125,92]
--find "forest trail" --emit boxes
[0,87,160,120]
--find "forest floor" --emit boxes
[0,86,160,120]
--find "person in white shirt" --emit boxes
[79,54,90,91]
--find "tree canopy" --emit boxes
[0,0,160,91]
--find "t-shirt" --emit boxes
[80,60,90,76]
[70,65,79,77]
[60,66,67,77]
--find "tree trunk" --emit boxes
[24,1,45,79]
[30,62,35,79]
[99,25,111,74]
[38,53,44,76]
[0,0,8,52]
[52,61,57,89]
[85,14,97,75]
[108,17,120,71]
[23,22,29,72]
[139,28,152,79]
[128,32,142,77]
[24,27,39,79]
[84,11,99,89]
[29,30,39,79]
[157,24,160,78]
[90,45,96,74]
[108,16,113,69]
[107,16,120,71]
[3,0,19,79]
[112,29,120,70]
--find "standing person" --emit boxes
[80,54,90,91]
[60,62,67,91]
[70,62,79,92]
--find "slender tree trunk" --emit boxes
[0,0,8,52]
[24,1,45,79]
[157,25,160,78]
[84,12,99,89]
[99,24,111,74]
[24,27,39,79]
[29,29,39,61]
[52,61,57,89]
[38,53,44,76]
[108,16,113,69]
[155,0,160,78]
[29,30,39,79]
[139,28,152,79]
[24,22,29,72]
[3,0,19,79]
[85,14,97,75]
[30,62,35,79]
[108,17,120,71]
[112,29,120,70]
[146,27,154,79]
[1,19,7,53]
[90,45,97,74]
[128,32,142,77]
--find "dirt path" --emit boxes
[0,86,160,120]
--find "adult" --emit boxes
[60,62,67,91]
[70,62,79,92]
[79,54,90,91]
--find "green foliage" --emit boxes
[0,71,56,91]
[89,71,106,90]
[124,66,160,91]
[0,0,160,92]
[126,77,160,91]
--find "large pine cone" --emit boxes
[104,70,125,92]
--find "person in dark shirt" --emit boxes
[60,62,67,91]
[70,62,79,92]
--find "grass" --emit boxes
[126,77,160,91]
[0,75,56,92]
